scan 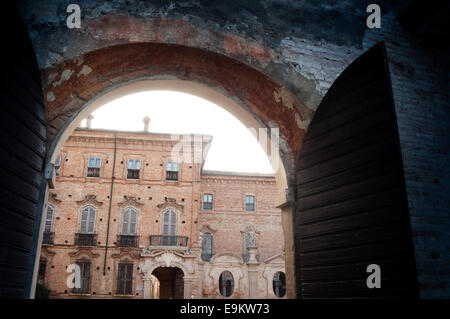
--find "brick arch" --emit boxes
[43,43,314,188]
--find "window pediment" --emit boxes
[118,196,144,208]
[76,194,103,207]
[157,197,183,212]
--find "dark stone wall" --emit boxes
[15,0,449,298]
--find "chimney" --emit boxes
[143,116,150,132]
[86,114,94,128]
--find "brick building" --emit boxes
[38,128,286,299]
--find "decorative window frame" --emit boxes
[117,196,144,236]
[159,207,181,236]
[75,195,103,236]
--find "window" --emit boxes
[54,155,62,176]
[219,271,234,297]
[73,261,91,294]
[127,159,141,179]
[273,271,286,298]
[37,259,47,286]
[87,157,101,177]
[201,232,213,261]
[80,206,96,233]
[121,208,137,235]
[244,233,251,262]
[44,205,54,233]
[166,161,179,181]
[43,205,55,245]
[116,263,133,295]
[203,194,213,210]
[245,195,255,211]
[162,209,177,245]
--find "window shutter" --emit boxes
[55,155,61,166]
[125,264,133,294]
[122,210,129,234]
[129,210,137,235]
[45,206,54,232]
[88,207,96,233]
[169,211,176,236]
[80,207,88,233]
[117,264,125,294]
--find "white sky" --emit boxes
[80,91,274,174]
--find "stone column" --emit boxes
[143,276,152,299]
[183,275,194,299]
[247,246,260,299]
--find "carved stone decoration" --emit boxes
[76,194,103,206]
[155,252,182,267]
[48,192,61,204]
[156,197,184,212]
[118,195,144,207]
[200,224,217,234]
[240,225,260,248]
[68,249,100,258]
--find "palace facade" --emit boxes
[38,128,286,299]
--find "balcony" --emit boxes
[74,233,97,246]
[149,235,188,249]
[117,235,139,247]
[42,232,54,245]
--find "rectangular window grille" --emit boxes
[166,161,179,180]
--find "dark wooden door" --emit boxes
[0,4,47,298]
[295,43,418,298]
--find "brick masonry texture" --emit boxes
[40,129,286,298]
[16,1,449,298]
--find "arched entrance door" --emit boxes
[152,267,184,299]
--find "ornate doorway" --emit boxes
[152,267,184,299]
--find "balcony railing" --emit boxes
[127,169,140,179]
[117,235,139,247]
[42,232,54,245]
[75,233,97,246]
[87,167,100,177]
[166,171,178,181]
[203,202,213,210]
[149,235,188,247]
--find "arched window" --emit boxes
[273,271,286,297]
[219,271,234,297]
[162,209,177,245]
[44,205,55,233]
[121,208,137,235]
[80,205,96,233]
[201,232,213,261]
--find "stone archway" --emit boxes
[41,43,312,298]
[152,267,184,299]
[139,251,195,299]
